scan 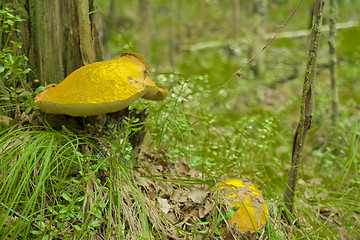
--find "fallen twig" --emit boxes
[0,201,41,231]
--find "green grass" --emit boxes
[0,127,103,238]
[0,127,175,239]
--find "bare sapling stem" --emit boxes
[329,0,339,127]
[282,0,325,224]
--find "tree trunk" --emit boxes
[7,0,103,85]
[138,0,152,59]
[233,0,241,41]
[168,0,175,68]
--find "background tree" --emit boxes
[249,0,267,78]
[138,0,153,58]
[5,0,103,85]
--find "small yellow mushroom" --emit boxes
[219,179,268,233]
[35,52,168,117]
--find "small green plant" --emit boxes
[180,217,210,236]
[0,5,32,116]
[111,116,144,166]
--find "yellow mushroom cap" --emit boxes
[219,179,268,233]
[34,52,168,117]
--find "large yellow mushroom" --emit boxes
[35,52,168,117]
[219,179,268,234]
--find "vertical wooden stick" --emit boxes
[282,0,325,224]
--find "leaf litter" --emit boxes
[4,110,357,239]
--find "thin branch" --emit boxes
[264,20,357,39]
[210,0,304,93]
[0,202,41,231]
[182,20,357,52]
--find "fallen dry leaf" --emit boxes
[157,197,171,214]
[174,162,188,174]
[189,190,208,204]
[173,189,189,203]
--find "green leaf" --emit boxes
[13,56,24,67]
[19,90,31,98]
[215,215,223,224]
[183,221,194,226]
[89,220,101,228]
[6,11,14,18]
[226,209,234,220]
[30,230,42,235]
[25,107,32,115]
[0,96,10,101]
[15,15,24,21]
[94,209,102,219]
[6,53,13,63]
[97,202,106,209]
[48,207,58,214]
[75,196,85,202]
[62,193,72,202]
[35,86,45,94]
[39,221,46,228]
[196,221,209,225]
[74,225,81,231]
[232,205,240,212]
[5,69,11,77]
[5,19,14,26]
[71,178,80,184]
[214,227,221,235]
[59,208,68,214]
[194,229,207,234]
[62,125,75,136]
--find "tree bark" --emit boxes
[7,0,103,85]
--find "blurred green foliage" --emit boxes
[0,5,34,116]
